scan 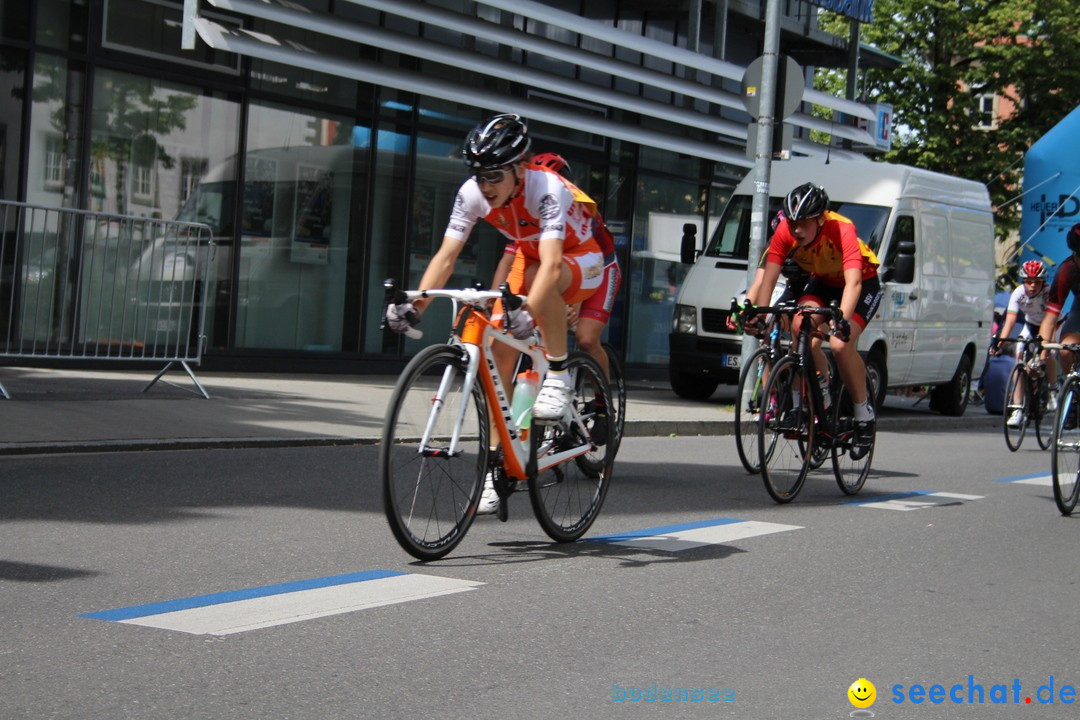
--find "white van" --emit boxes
[669,156,996,416]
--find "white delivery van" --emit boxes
[669,155,996,416]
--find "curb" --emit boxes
[0,415,1001,455]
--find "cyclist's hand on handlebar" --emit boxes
[833,316,852,342]
[386,301,422,338]
[743,311,765,336]
[507,308,535,339]
[989,337,1001,356]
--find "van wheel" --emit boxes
[669,369,719,400]
[930,355,972,417]
[863,349,887,410]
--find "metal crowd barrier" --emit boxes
[0,200,214,398]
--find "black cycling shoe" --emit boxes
[850,419,875,460]
[582,399,609,447]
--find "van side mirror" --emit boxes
[887,240,916,284]
[680,223,698,265]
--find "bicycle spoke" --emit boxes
[759,357,813,503]
[1052,379,1080,516]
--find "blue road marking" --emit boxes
[82,569,407,621]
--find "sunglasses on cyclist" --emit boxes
[473,168,510,186]
[1023,279,1044,285]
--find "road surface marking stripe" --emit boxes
[82,571,483,635]
[845,490,984,509]
[999,473,1053,486]
[589,518,801,552]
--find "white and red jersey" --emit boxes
[1006,283,1051,326]
[444,166,598,261]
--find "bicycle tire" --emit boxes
[529,351,613,542]
[1003,364,1029,452]
[831,375,875,495]
[1034,375,1053,451]
[735,347,770,474]
[602,343,626,453]
[380,344,488,560]
[759,355,814,503]
[1051,376,1080,516]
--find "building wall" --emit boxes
[0,0,849,371]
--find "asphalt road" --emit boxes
[3,426,1077,719]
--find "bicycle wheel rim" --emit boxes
[831,376,874,495]
[380,345,488,560]
[530,352,613,542]
[1003,365,1028,452]
[759,357,812,503]
[603,343,626,452]
[735,348,769,474]
[1052,379,1080,516]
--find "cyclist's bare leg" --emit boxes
[574,316,610,379]
[523,260,572,359]
[831,321,868,406]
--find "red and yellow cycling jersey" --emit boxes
[765,210,879,287]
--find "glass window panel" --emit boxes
[36,0,88,52]
[0,46,25,201]
[0,0,29,41]
[89,68,239,350]
[237,102,364,352]
[626,171,705,365]
[26,55,82,208]
[102,0,239,72]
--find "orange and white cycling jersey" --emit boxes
[444,166,599,261]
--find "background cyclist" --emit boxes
[1038,223,1080,385]
[991,259,1058,427]
[743,182,883,447]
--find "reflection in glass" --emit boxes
[237,103,365,351]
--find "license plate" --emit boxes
[722,353,740,369]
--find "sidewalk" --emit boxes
[0,366,999,455]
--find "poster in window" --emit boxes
[242,155,275,258]
[291,163,331,265]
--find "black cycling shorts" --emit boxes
[800,275,883,330]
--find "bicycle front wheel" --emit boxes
[831,376,875,495]
[759,356,814,503]
[530,352,613,542]
[1052,377,1080,516]
[1003,364,1029,452]
[380,344,488,561]
[1034,376,1053,451]
[735,347,770,474]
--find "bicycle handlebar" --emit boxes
[746,302,842,321]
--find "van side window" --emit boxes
[884,215,914,268]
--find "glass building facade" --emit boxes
[0,0,863,371]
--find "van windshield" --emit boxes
[176,182,233,237]
[705,195,891,260]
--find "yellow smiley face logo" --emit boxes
[848,678,876,708]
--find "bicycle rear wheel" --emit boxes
[831,376,875,495]
[603,343,626,452]
[530,352,613,542]
[759,356,814,503]
[735,347,770,474]
[380,345,488,560]
[1052,377,1080,516]
[1034,376,1053,450]
[1003,364,1029,451]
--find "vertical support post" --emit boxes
[182,0,197,50]
[742,0,783,367]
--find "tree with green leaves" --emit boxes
[816,0,1080,254]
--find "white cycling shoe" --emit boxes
[477,473,500,515]
[1006,409,1024,428]
[532,378,574,422]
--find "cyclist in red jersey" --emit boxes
[493,153,621,381]
[386,114,604,424]
[744,182,883,447]
[1038,223,1080,376]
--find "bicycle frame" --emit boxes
[402,288,593,482]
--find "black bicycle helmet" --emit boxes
[462,114,532,171]
[783,182,829,221]
[1068,223,1080,254]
